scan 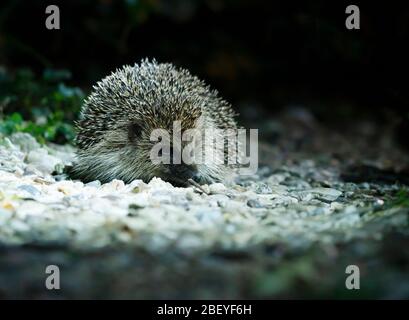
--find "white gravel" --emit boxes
[0,133,405,251]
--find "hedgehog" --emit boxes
[72,59,239,187]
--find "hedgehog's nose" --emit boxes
[168,164,198,185]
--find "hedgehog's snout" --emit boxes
[163,163,199,186]
[171,163,197,177]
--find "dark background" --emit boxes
[1,0,408,120]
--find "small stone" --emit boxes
[16,201,47,218]
[110,179,125,190]
[360,183,370,190]
[208,194,229,208]
[330,202,344,210]
[23,165,43,176]
[185,189,195,201]
[254,183,272,194]
[309,188,342,202]
[9,220,30,232]
[199,184,210,195]
[194,209,223,225]
[14,167,24,177]
[0,208,13,222]
[375,199,384,206]
[54,174,68,181]
[296,191,314,202]
[1,200,15,210]
[85,180,102,188]
[17,185,41,197]
[9,133,40,153]
[126,180,146,193]
[33,177,53,185]
[55,181,81,195]
[209,183,226,194]
[27,149,62,175]
[151,190,173,204]
[247,199,263,208]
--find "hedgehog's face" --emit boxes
[94,105,228,186]
[124,108,227,186]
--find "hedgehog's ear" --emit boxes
[128,122,143,141]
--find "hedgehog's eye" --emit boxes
[128,123,143,141]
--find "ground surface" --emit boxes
[0,110,408,299]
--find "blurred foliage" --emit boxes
[0,68,84,144]
[393,189,409,208]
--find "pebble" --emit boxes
[209,183,226,194]
[27,149,63,175]
[254,183,272,194]
[8,133,40,153]
[247,199,263,208]
[85,180,102,188]
[309,188,342,202]
[17,185,41,197]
